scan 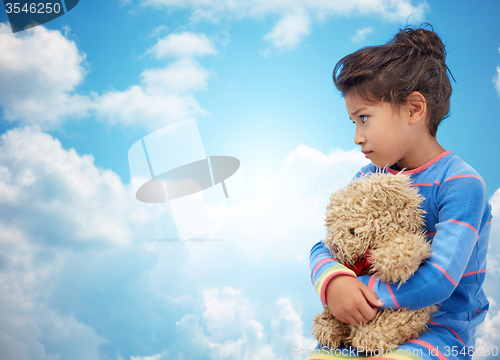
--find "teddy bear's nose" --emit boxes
[331,244,339,254]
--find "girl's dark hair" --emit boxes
[333,25,452,137]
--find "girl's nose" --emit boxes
[354,126,366,145]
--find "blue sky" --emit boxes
[0,1,500,359]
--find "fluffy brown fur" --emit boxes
[312,172,438,351]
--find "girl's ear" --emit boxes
[406,91,427,125]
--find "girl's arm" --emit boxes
[310,240,357,305]
[310,240,382,324]
[357,175,492,310]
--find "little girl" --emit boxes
[308,26,492,360]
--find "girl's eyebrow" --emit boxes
[351,107,368,116]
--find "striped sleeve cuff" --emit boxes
[315,264,357,306]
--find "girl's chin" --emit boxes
[370,160,396,169]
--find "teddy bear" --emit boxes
[312,172,438,351]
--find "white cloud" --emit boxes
[0,298,104,360]
[0,126,180,359]
[494,47,500,96]
[148,32,217,59]
[0,126,134,247]
[475,189,500,352]
[178,286,315,360]
[486,189,500,277]
[0,143,108,359]
[475,310,500,357]
[0,24,215,130]
[129,286,317,360]
[0,23,91,128]
[147,25,170,38]
[140,0,427,20]
[491,187,500,218]
[138,0,428,50]
[270,297,316,353]
[92,38,215,130]
[140,59,214,94]
[0,263,103,360]
[131,355,162,360]
[263,12,311,50]
[495,66,500,97]
[93,83,209,130]
[203,287,252,341]
[351,27,373,43]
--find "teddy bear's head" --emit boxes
[324,172,426,273]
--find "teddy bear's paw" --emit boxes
[395,305,439,340]
[312,309,350,349]
[347,322,401,351]
[347,306,438,351]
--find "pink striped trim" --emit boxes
[368,275,377,291]
[432,263,458,286]
[447,219,479,236]
[311,253,333,271]
[306,357,403,360]
[428,320,466,345]
[444,174,486,187]
[312,258,333,280]
[307,351,424,360]
[367,358,403,360]
[411,180,441,187]
[407,339,447,360]
[487,221,492,225]
[386,283,400,309]
[426,232,436,236]
[307,356,425,360]
[320,271,357,305]
[475,309,488,312]
[386,151,451,175]
[311,253,326,263]
[462,269,486,277]
[359,170,366,176]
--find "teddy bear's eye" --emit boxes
[349,228,356,236]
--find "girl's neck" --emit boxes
[395,137,446,171]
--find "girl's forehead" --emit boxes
[344,94,383,114]
[344,94,365,110]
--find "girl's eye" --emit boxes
[360,115,368,123]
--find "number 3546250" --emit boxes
[5,3,62,14]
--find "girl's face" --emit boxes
[344,94,418,169]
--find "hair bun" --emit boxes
[391,26,446,62]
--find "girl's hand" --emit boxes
[326,275,383,324]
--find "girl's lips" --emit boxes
[363,151,372,158]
